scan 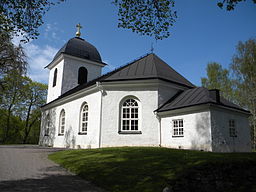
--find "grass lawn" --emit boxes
[49,147,256,192]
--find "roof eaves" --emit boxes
[102,77,194,89]
[156,101,251,114]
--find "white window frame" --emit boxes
[59,109,65,135]
[120,98,140,133]
[172,119,184,137]
[79,102,88,134]
[229,119,237,137]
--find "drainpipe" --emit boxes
[96,82,103,148]
[155,111,162,147]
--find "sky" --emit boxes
[14,0,256,86]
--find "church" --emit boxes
[39,27,251,152]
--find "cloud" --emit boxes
[10,27,61,84]
[24,43,58,83]
[43,23,64,42]
[11,32,57,84]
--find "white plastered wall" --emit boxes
[41,91,102,149]
[47,60,64,103]
[160,109,212,151]
[100,86,160,147]
[61,56,102,95]
[210,108,251,152]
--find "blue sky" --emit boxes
[15,0,256,86]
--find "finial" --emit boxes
[76,23,82,37]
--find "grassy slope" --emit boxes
[49,147,256,192]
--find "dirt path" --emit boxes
[0,145,104,192]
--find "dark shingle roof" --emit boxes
[157,87,250,113]
[52,37,102,63]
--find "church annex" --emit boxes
[39,32,251,152]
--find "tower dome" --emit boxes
[53,37,102,63]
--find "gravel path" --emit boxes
[0,145,104,192]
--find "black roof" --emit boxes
[102,53,194,88]
[51,37,102,63]
[157,87,250,113]
[43,53,194,107]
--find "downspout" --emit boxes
[96,82,103,148]
[155,111,162,147]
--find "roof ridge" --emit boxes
[152,54,195,87]
[151,54,159,77]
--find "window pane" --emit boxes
[173,120,178,127]
[179,120,183,127]
[179,128,184,135]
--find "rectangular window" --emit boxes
[172,119,184,137]
[229,119,237,137]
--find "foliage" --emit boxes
[0,32,27,79]
[0,0,64,42]
[1,0,254,41]
[230,38,256,149]
[20,79,48,143]
[217,0,256,11]
[49,147,256,192]
[113,0,255,40]
[201,62,234,101]
[0,71,47,144]
[113,0,177,40]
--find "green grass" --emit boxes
[49,147,256,192]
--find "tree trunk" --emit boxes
[22,102,32,144]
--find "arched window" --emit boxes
[78,67,88,85]
[59,109,65,135]
[121,98,139,132]
[45,114,50,136]
[53,68,57,87]
[79,102,88,134]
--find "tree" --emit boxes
[0,32,27,78]
[113,0,256,40]
[0,71,47,144]
[0,0,64,42]
[230,38,256,149]
[20,79,47,143]
[113,0,176,40]
[0,70,25,143]
[1,0,254,42]
[201,62,234,101]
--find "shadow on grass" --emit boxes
[0,174,104,192]
[49,147,256,192]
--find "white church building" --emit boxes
[39,31,251,152]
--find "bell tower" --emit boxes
[45,24,106,103]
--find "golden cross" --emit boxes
[76,23,82,37]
